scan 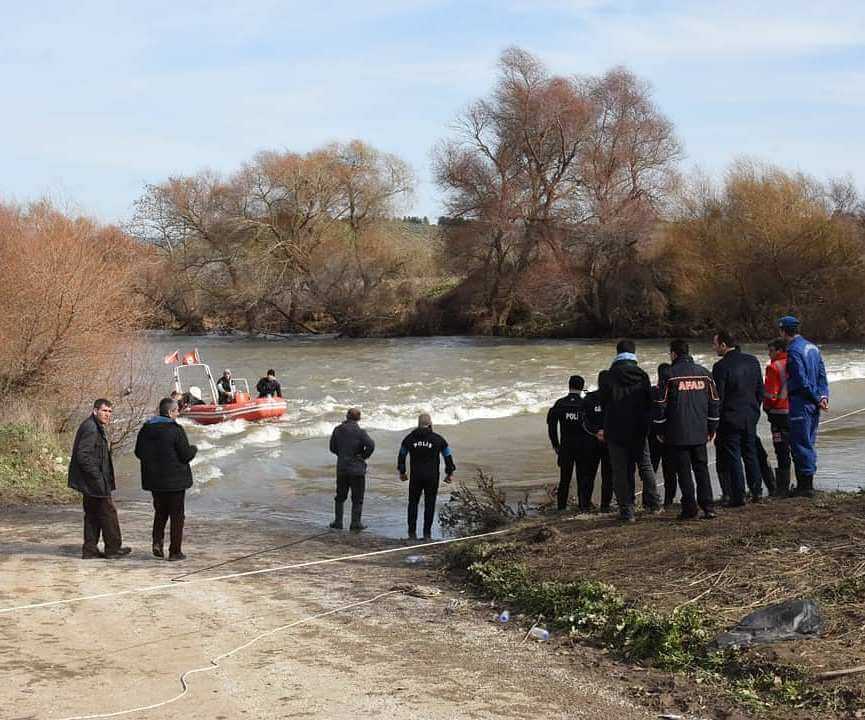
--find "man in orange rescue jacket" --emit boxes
[764,338,792,496]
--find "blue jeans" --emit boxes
[789,395,820,476]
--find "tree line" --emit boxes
[2,47,864,435]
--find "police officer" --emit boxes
[654,340,720,520]
[398,413,455,540]
[546,375,590,511]
[712,331,764,506]
[256,369,282,398]
[763,337,792,495]
[778,316,829,498]
[582,371,614,512]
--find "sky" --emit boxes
[1,0,863,223]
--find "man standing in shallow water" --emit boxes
[329,408,375,532]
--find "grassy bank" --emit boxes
[0,423,76,505]
[443,493,865,719]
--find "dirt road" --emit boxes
[0,503,651,720]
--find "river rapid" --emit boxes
[115,335,865,539]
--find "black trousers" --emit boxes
[717,427,762,504]
[335,473,365,510]
[82,495,122,555]
[580,443,613,508]
[651,437,679,505]
[558,449,593,510]
[755,437,777,494]
[152,490,186,555]
[608,439,660,516]
[408,475,440,536]
[671,444,713,514]
[768,415,792,473]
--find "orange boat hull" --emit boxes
[180,398,288,425]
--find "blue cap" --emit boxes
[778,315,800,329]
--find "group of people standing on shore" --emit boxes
[547,316,829,522]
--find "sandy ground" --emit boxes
[0,502,653,720]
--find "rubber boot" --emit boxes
[349,505,366,532]
[800,474,815,498]
[774,466,791,497]
[329,501,344,530]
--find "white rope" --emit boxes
[0,524,525,616]
[54,590,399,720]
[820,406,865,426]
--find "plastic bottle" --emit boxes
[497,610,510,623]
[405,554,426,565]
[528,627,550,641]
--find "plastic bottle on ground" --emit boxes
[498,610,510,623]
[529,627,550,641]
[405,555,426,565]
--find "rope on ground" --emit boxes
[0,519,575,616]
[820,406,865,427]
[54,590,400,720]
[169,530,332,582]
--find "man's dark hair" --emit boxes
[669,338,690,357]
[93,398,112,410]
[616,339,636,354]
[714,330,736,348]
[158,397,177,417]
[346,407,361,421]
[267,369,276,376]
[768,338,787,352]
[657,362,672,385]
[568,374,585,391]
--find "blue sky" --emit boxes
[1,0,863,222]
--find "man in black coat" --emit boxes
[67,399,131,559]
[547,375,591,512]
[712,331,765,506]
[256,369,283,398]
[582,371,614,512]
[134,397,198,560]
[654,340,720,520]
[398,413,455,540]
[329,407,375,532]
[600,340,661,522]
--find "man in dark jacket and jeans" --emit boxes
[654,340,720,520]
[68,399,131,559]
[329,408,375,532]
[134,397,198,560]
[712,331,764,506]
[398,413,455,540]
[600,340,660,522]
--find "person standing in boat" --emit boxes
[67,399,131,559]
[398,413,455,540]
[134,397,197,561]
[329,408,375,532]
[256,369,282,398]
[216,369,236,404]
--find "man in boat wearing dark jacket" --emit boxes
[654,339,720,520]
[398,413,455,540]
[67,399,131,559]
[256,369,282,399]
[547,375,591,511]
[134,397,198,561]
[599,340,661,522]
[329,408,375,532]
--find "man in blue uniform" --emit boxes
[547,375,590,511]
[398,413,455,540]
[778,316,829,498]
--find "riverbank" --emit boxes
[0,422,75,506]
[444,492,865,719]
[0,504,651,720]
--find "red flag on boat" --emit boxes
[181,349,201,366]
[163,350,180,365]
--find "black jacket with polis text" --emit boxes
[546,392,587,455]
[397,426,455,481]
[654,355,720,446]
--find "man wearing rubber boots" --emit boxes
[398,413,455,540]
[329,408,375,531]
[778,317,829,498]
